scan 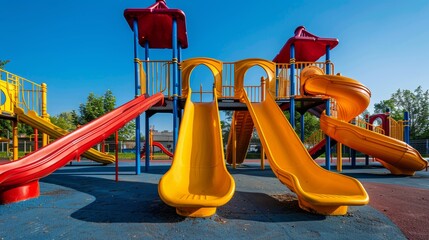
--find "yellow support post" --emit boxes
[232,120,236,169]
[337,143,342,172]
[12,119,18,161]
[260,76,266,170]
[41,83,49,146]
[138,60,147,95]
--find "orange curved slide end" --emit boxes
[158,88,235,217]
[243,91,368,215]
[301,66,428,175]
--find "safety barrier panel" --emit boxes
[389,117,404,141]
[138,59,335,101]
[136,59,172,97]
[0,69,44,115]
[275,62,334,98]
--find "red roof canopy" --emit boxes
[124,0,188,49]
[273,26,338,63]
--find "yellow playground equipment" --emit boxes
[0,68,114,163]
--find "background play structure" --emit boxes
[0,0,427,218]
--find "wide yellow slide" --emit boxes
[158,88,235,217]
[301,66,428,175]
[15,108,114,164]
[243,91,368,215]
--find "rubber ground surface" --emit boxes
[0,160,428,239]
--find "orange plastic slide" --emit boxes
[301,66,427,175]
[243,90,368,215]
[158,88,235,217]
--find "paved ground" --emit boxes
[0,160,428,239]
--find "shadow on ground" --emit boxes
[41,169,327,224]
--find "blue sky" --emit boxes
[2,0,429,131]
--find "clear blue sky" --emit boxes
[2,0,429,131]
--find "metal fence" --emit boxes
[410,139,429,156]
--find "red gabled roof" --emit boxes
[124,0,188,49]
[273,26,338,63]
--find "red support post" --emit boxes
[34,128,38,151]
[115,131,119,182]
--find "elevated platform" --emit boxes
[148,96,327,113]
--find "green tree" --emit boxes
[374,86,429,139]
[118,121,136,141]
[0,120,32,138]
[18,123,33,136]
[50,112,78,132]
[0,59,10,69]
[77,90,116,125]
[0,119,12,138]
[285,111,320,140]
[75,90,137,140]
[220,111,233,145]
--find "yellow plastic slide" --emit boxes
[243,90,368,215]
[158,88,235,217]
[301,66,428,175]
[15,108,114,164]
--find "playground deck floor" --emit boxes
[1,159,429,240]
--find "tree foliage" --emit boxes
[285,111,320,140]
[49,111,78,132]
[0,119,33,137]
[77,90,116,125]
[374,86,429,139]
[48,90,135,140]
[0,59,10,69]
[118,121,136,141]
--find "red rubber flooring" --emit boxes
[364,182,429,240]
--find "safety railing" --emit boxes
[221,62,235,98]
[355,117,385,135]
[275,61,334,99]
[136,59,172,97]
[244,85,261,102]
[0,68,44,115]
[192,84,214,103]
[389,117,404,141]
[137,59,336,102]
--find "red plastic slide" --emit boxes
[142,141,173,158]
[0,93,164,204]
[152,142,173,157]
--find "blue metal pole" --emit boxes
[404,111,410,144]
[172,18,179,151]
[145,116,150,172]
[351,149,356,167]
[325,45,331,75]
[325,99,331,170]
[325,45,331,170]
[144,41,150,172]
[132,19,141,175]
[289,44,296,128]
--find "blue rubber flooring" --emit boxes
[2,160,424,239]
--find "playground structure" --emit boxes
[0,69,115,164]
[141,129,173,159]
[0,0,427,218]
